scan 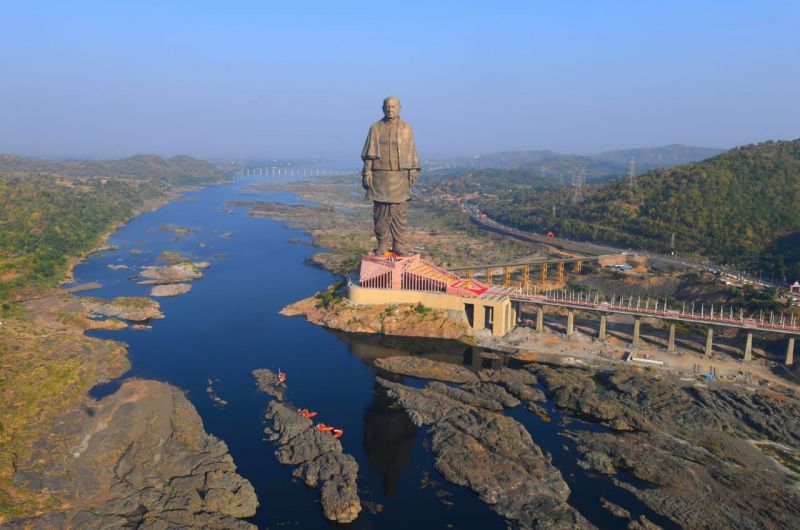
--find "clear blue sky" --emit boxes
[1,1,798,160]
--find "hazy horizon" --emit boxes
[2,1,798,161]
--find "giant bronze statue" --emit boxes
[361,96,420,256]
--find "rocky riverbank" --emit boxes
[253,369,362,523]
[280,287,472,342]
[373,355,800,529]
[374,358,590,529]
[6,380,257,529]
[0,295,258,527]
[531,363,800,529]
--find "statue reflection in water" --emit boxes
[340,332,512,495]
[362,371,417,496]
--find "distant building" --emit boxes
[790,281,800,294]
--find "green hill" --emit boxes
[0,155,228,302]
[479,139,800,280]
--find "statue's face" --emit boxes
[382,99,400,120]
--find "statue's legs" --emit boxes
[373,202,391,254]
[373,201,408,255]
[389,201,408,255]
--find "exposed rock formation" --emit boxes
[253,369,361,524]
[374,356,480,383]
[376,373,591,529]
[6,380,257,529]
[528,364,650,431]
[136,261,209,285]
[150,283,192,297]
[81,296,164,322]
[280,295,472,341]
[252,368,286,401]
[536,364,800,529]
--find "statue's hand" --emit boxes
[362,173,373,190]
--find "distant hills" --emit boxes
[478,139,800,280]
[426,144,724,183]
[0,154,226,186]
[588,144,726,170]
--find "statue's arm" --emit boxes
[362,159,373,190]
[408,167,419,187]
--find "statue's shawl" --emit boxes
[361,118,420,170]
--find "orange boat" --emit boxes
[333,429,344,439]
[315,423,334,432]
[278,371,287,384]
[298,408,318,419]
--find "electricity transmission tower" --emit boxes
[571,171,585,203]
[628,158,637,189]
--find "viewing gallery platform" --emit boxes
[348,254,516,336]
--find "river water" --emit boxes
[69,176,676,529]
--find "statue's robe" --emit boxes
[361,118,420,203]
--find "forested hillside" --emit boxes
[0,155,228,301]
[479,139,800,280]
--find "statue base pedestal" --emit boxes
[350,254,516,337]
[357,253,488,296]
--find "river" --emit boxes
[68,175,675,529]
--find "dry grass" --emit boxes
[0,316,130,521]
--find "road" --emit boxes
[464,202,783,291]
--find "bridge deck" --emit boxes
[447,254,611,272]
[509,290,800,336]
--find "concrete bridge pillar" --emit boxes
[599,314,607,341]
[632,317,640,347]
[566,310,574,337]
[667,323,676,353]
[539,264,548,282]
[787,338,795,366]
[536,307,544,332]
[557,262,565,283]
[744,332,753,361]
[704,327,714,358]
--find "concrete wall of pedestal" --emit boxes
[347,284,514,337]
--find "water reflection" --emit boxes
[362,374,417,496]
[339,332,523,497]
[338,330,512,372]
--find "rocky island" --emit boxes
[253,369,362,523]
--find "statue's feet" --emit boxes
[373,246,391,257]
[392,248,413,257]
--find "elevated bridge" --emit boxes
[506,286,799,365]
[447,255,618,285]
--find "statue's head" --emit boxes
[382,96,401,120]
